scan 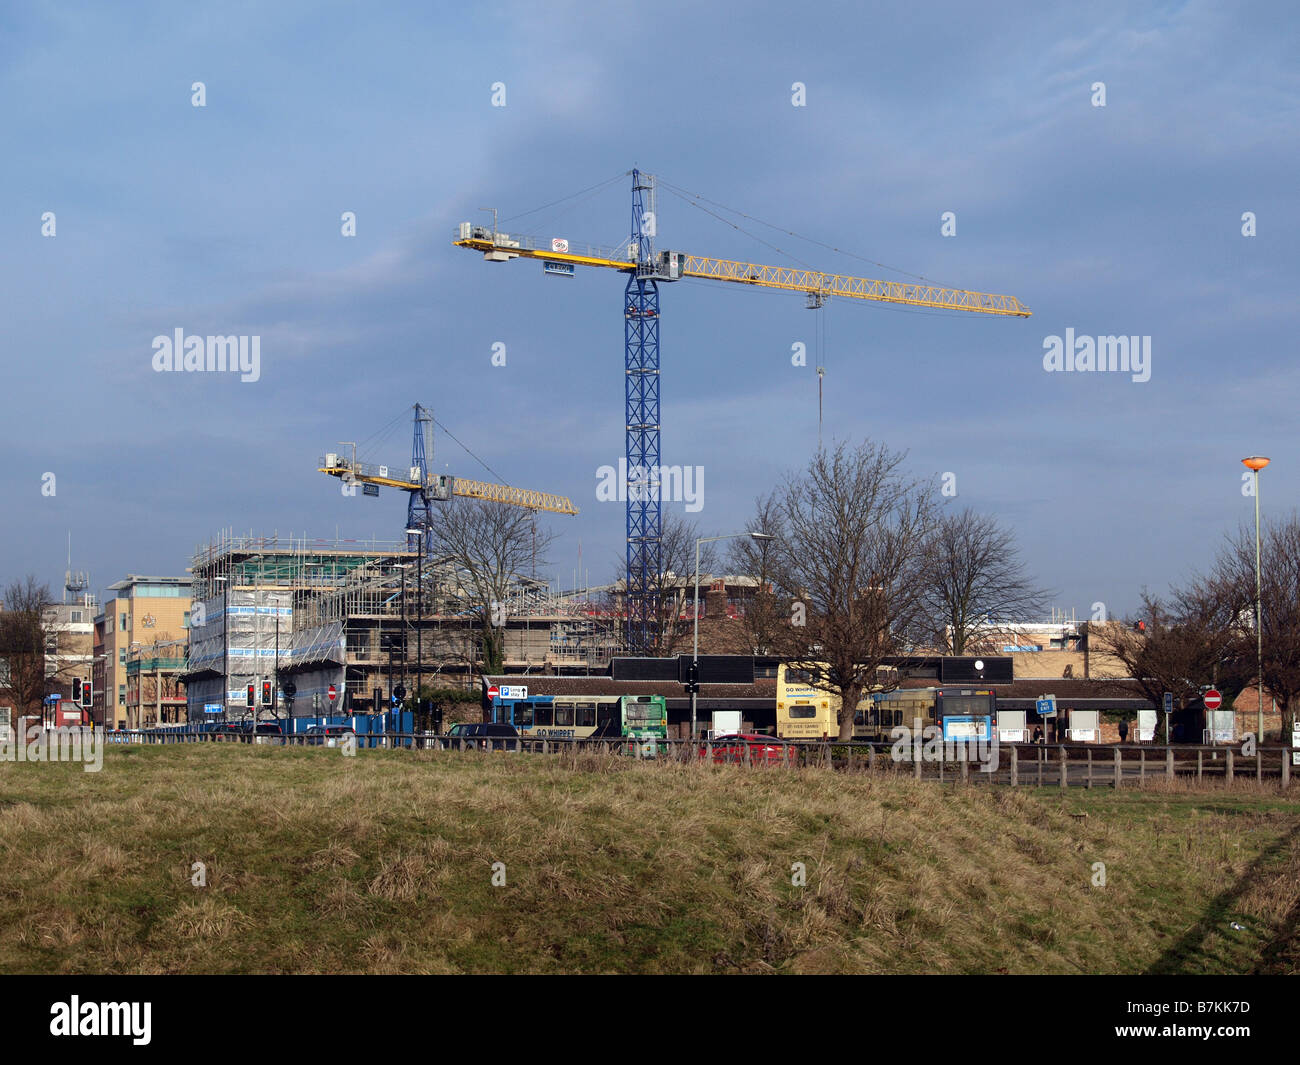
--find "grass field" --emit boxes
[1,745,1297,974]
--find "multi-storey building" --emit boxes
[93,576,192,729]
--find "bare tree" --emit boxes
[0,577,55,728]
[1202,516,1300,738]
[609,513,717,657]
[425,500,558,675]
[919,507,1050,654]
[762,441,937,741]
[1088,589,1249,721]
[727,493,783,654]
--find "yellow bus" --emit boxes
[775,664,935,740]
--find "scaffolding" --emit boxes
[183,531,627,719]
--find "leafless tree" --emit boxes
[1201,515,1300,738]
[424,500,558,675]
[727,493,783,655]
[0,577,55,728]
[919,507,1050,654]
[761,441,937,741]
[1088,588,1249,720]
[609,513,717,657]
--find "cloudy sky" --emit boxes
[3,0,1296,620]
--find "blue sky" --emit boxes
[3,0,1297,620]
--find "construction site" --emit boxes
[181,530,622,723]
[178,170,1034,723]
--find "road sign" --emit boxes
[1203,689,1222,711]
[204,703,223,715]
[499,685,528,699]
[1035,696,1057,718]
[327,684,337,704]
[1163,691,1173,714]
[487,685,500,700]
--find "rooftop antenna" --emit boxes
[64,532,89,604]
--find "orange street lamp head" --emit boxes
[1242,456,1271,472]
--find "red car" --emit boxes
[701,733,797,766]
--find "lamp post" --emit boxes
[1242,456,1270,744]
[691,531,776,741]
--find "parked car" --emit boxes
[304,724,355,748]
[445,722,519,751]
[245,722,284,745]
[207,723,245,741]
[702,732,797,766]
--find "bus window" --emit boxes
[575,702,596,729]
[513,702,534,728]
[493,703,508,724]
[788,704,817,719]
[554,701,574,727]
[596,701,618,729]
[534,702,553,727]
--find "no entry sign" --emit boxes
[327,684,337,703]
[1203,689,1222,711]
[487,685,499,700]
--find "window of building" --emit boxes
[118,685,126,706]
[71,610,83,623]
[119,650,126,666]
[182,611,190,629]
[120,613,127,631]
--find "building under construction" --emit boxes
[182,532,622,722]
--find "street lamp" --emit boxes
[1242,456,1270,744]
[691,531,777,740]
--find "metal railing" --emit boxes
[93,729,1298,787]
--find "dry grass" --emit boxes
[0,744,1296,974]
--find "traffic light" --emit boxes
[81,679,92,708]
[261,680,273,707]
[72,678,82,703]
[246,684,255,707]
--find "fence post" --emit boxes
[1086,748,1093,789]
[1166,747,1174,780]
[1226,748,1234,783]
[1197,749,1202,783]
[1257,751,1262,783]
[1139,747,1145,784]
[1283,749,1291,790]
[1010,744,1018,787]
[1037,747,1044,787]
[914,744,922,780]
[1114,746,1122,789]
[867,743,875,772]
[961,754,969,784]
[1059,745,1067,789]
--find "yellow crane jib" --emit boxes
[318,455,578,516]
[453,223,1031,317]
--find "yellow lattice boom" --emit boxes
[318,460,578,516]
[452,231,1031,317]
[447,477,579,515]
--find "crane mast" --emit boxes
[453,171,1031,653]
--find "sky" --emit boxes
[2,0,1297,621]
